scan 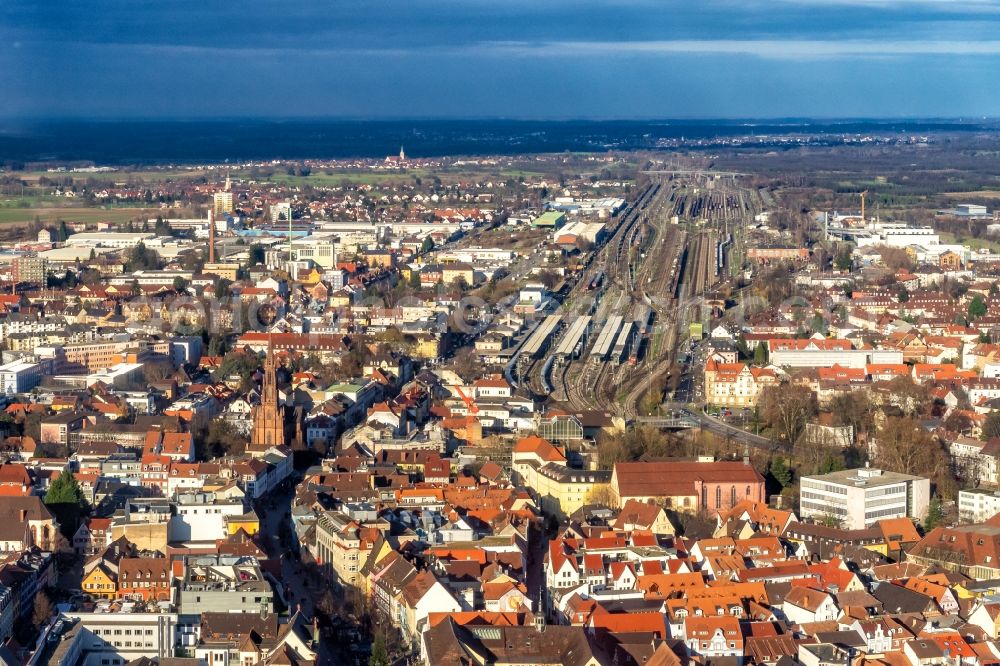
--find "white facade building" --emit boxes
[0,358,49,394]
[799,467,930,529]
[958,488,1000,524]
[65,232,156,248]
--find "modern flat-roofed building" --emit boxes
[958,488,1000,524]
[65,232,156,248]
[800,467,929,530]
[12,256,46,284]
[53,612,179,666]
[0,357,49,394]
[213,191,234,216]
[290,235,338,268]
[956,203,989,217]
[177,555,272,615]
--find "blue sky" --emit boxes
[4,0,1000,119]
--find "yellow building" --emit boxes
[226,512,261,537]
[411,334,443,360]
[203,262,240,281]
[297,268,323,286]
[511,436,612,519]
[82,564,117,599]
[441,264,475,287]
[703,359,778,408]
[213,191,234,216]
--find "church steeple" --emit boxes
[399,146,405,161]
[251,334,285,449]
[262,334,277,398]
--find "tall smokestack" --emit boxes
[208,208,216,264]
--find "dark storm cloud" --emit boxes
[3,0,1000,118]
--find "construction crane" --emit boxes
[454,385,479,415]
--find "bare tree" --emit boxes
[884,377,932,418]
[872,415,946,478]
[759,382,818,445]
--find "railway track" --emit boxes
[547,174,760,417]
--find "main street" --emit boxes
[255,478,341,666]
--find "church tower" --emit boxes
[251,336,285,448]
[399,145,405,161]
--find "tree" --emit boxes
[758,382,817,444]
[829,390,873,441]
[213,349,264,389]
[969,294,988,321]
[834,245,853,272]
[32,590,53,632]
[143,360,174,384]
[872,415,946,478]
[537,270,560,290]
[769,456,792,489]
[202,419,249,458]
[819,512,844,529]
[248,244,266,266]
[369,633,390,666]
[597,426,674,468]
[451,347,482,384]
[876,245,914,272]
[214,278,233,299]
[586,485,617,507]
[124,241,160,272]
[885,376,931,418]
[420,237,434,254]
[984,411,1000,441]
[45,469,84,505]
[172,276,189,292]
[925,496,945,530]
[753,343,767,365]
[639,384,663,415]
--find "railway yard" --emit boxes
[509,175,763,418]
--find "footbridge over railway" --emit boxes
[633,415,701,429]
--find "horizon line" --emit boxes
[0,115,997,124]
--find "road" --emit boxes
[658,403,780,451]
[255,480,343,666]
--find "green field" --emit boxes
[0,206,163,226]
[18,166,548,188]
[939,230,1000,252]
[19,170,207,184]
[252,169,431,186]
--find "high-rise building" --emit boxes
[270,202,292,223]
[251,338,285,448]
[213,191,234,217]
[12,256,46,285]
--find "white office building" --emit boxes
[65,232,156,248]
[0,358,49,394]
[800,467,930,529]
[958,488,1000,524]
[290,235,338,268]
[53,612,179,666]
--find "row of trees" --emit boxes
[756,377,958,501]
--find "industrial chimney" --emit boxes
[208,208,216,264]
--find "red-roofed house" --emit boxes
[684,616,744,658]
